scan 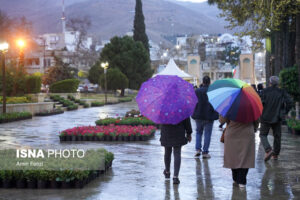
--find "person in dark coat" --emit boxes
[192,76,218,158]
[260,76,293,161]
[160,117,192,184]
[257,83,264,97]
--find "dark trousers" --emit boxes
[232,168,249,185]
[259,122,281,155]
[164,146,181,177]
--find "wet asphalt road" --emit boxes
[0,101,300,200]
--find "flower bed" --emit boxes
[287,118,300,134]
[95,116,156,126]
[0,149,114,189]
[0,112,33,123]
[59,125,156,142]
[35,109,64,116]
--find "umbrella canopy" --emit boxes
[207,78,263,123]
[136,75,197,125]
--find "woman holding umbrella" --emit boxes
[207,79,263,188]
[136,75,197,184]
[160,118,192,184]
[219,115,258,188]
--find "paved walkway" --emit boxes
[0,102,300,200]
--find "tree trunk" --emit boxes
[296,14,300,87]
[265,51,271,86]
[282,18,289,68]
[288,15,296,67]
[274,29,283,75]
[121,88,125,97]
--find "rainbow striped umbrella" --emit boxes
[207,78,263,123]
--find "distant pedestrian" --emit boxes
[160,117,192,184]
[260,76,293,161]
[257,83,264,97]
[192,76,219,158]
[219,115,258,188]
[251,84,258,93]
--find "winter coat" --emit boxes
[160,117,192,147]
[192,86,218,121]
[260,86,293,124]
[219,116,256,169]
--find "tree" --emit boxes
[208,0,300,85]
[99,68,128,94]
[43,56,77,85]
[88,61,103,84]
[67,16,91,51]
[133,0,149,52]
[100,36,153,94]
[0,10,12,42]
[222,45,241,66]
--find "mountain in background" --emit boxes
[1,0,232,44]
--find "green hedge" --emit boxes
[279,65,300,101]
[91,102,105,107]
[287,119,300,130]
[0,112,32,123]
[25,75,41,94]
[49,79,80,93]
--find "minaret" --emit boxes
[61,0,66,33]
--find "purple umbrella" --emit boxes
[136,75,197,125]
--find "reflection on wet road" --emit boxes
[0,102,299,199]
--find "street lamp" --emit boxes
[16,39,26,68]
[101,62,109,104]
[162,52,167,65]
[0,42,9,114]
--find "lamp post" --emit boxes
[101,62,109,104]
[175,45,180,62]
[16,39,25,69]
[0,42,9,114]
[162,52,167,65]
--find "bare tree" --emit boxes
[67,16,91,51]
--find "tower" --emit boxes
[61,0,66,33]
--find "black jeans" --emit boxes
[232,168,249,185]
[259,122,281,155]
[164,146,181,177]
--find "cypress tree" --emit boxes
[133,0,149,52]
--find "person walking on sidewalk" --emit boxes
[192,76,219,158]
[260,76,293,161]
[219,115,257,188]
[160,117,192,184]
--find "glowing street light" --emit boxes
[16,39,26,67]
[101,62,109,104]
[16,39,25,49]
[0,42,9,113]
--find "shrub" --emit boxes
[279,65,300,101]
[67,104,78,111]
[49,79,80,93]
[25,75,42,94]
[83,103,89,108]
[0,112,32,123]
[91,102,105,107]
[119,97,133,103]
[0,96,32,104]
[287,119,300,130]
